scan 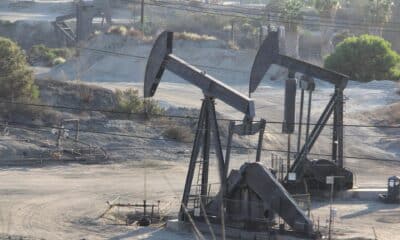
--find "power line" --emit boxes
[153,0,400,30]
[173,0,400,28]
[2,119,399,164]
[77,46,147,59]
[0,100,250,122]
[76,47,250,74]
[2,100,400,129]
[146,0,400,33]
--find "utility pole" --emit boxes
[230,20,235,44]
[140,0,145,31]
[327,176,343,240]
[328,176,334,240]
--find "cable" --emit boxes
[77,46,147,59]
[146,0,400,33]
[75,47,250,74]
[2,100,400,129]
[2,119,399,164]
[167,0,400,29]
[151,0,400,30]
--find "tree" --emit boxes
[324,34,400,82]
[365,0,394,36]
[0,37,37,102]
[281,0,304,58]
[314,0,341,57]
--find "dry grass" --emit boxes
[127,28,153,42]
[127,28,144,38]
[79,87,93,104]
[227,40,240,50]
[162,126,193,142]
[175,31,217,41]
[107,25,128,36]
[52,57,66,65]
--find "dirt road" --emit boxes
[0,161,195,239]
[0,159,399,239]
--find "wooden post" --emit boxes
[230,20,235,43]
[140,0,144,30]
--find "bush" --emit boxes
[324,35,400,82]
[227,40,240,50]
[163,126,193,142]
[52,57,66,66]
[115,88,164,118]
[28,44,74,67]
[0,37,37,101]
[107,25,128,36]
[127,28,144,38]
[127,28,153,42]
[175,31,217,41]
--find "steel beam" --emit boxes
[179,100,206,221]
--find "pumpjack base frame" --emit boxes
[285,159,354,194]
[167,219,320,240]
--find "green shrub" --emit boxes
[107,25,128,36]
[175,31,217,41]
[127,28,144,38]
[115,88,164,118]
[0,37,37,101]
[228,40,240,50]
[324,34,400,82]
[52,57,66,66]
[28,44,74,67]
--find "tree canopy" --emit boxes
[0,37,37,101]
[324,34,400,82]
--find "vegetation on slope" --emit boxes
[115,88,164,118]
[28,44,75,67]
[0,37,38,101]
[324,35,400,82]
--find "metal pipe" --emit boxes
[305,91,313,146]
[256,119,266,162]
[179,100,206,221]
[224,121,235,178]
[287,134,291,174]
[140,0,144,30]
[201,100,211,199]
[297,89,305,153]
[336,89,344,168]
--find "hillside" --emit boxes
[0,78,254,166]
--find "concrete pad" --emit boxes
[337,188,387,201]
[167,219,314,240]
[166,219,192,233]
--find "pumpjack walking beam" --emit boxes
[250,28,350,184]
[144,31,257,221]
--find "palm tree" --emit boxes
[365,0,394,36]
[283,0,305,58]
[314,0,341,58]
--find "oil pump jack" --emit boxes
[144,31,317,239]
[250,28,353,192]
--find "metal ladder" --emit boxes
[54,21,76,44]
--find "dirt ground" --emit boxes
[0,2,399,239]
[0,159,399,240]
